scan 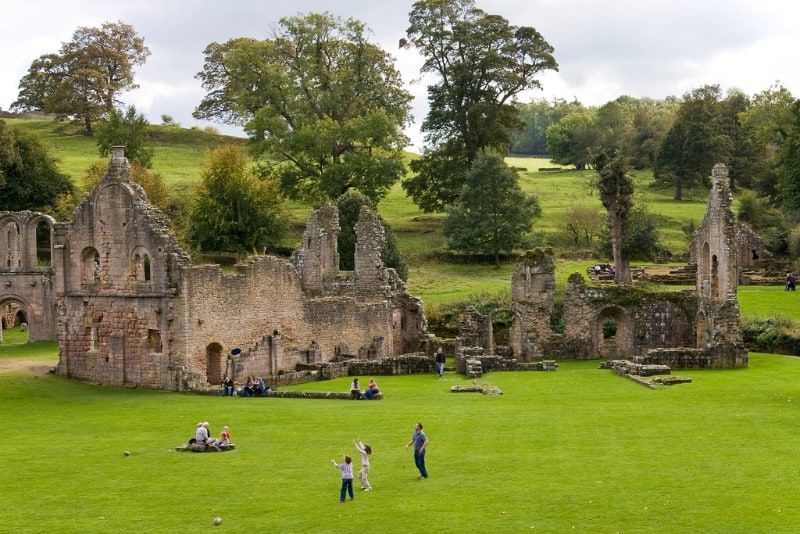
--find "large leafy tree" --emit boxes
[12,21,150,136]
[186,146,286,254]
[443,153,541,266]
[739,83,796,199]
[773,101,800,214]
[401,0,558,212]
[194,13,412,205]
[95,105,154,168]
[654,85,729,200]
[510,98,581,156]
[592,149,634,284]
[545,109,598,169]
[0,120,74,212]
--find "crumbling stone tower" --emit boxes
[692,163,747,366]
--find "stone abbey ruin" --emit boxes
[0,150,747,392]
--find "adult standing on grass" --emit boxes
[405,422,428,479]
[435,346,446,377]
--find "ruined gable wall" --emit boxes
[511,249,556,348]
[56,148,191,388]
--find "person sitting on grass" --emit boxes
[364,378,380,399]
[350,378,361,400]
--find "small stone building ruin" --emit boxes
[0,147,427,390]
[459,163,748,369]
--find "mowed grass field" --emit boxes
[3,119,800,531]
[2,341,800,533]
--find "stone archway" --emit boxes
[488,308,525,359]
[206,342,224,385]
[594,306,632,359]
[0,298,29,343]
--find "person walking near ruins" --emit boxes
[332,454,355,502]
[786,273,796,291]
[435,346,446,377]
[405,422,429,479]
[353,438,373,491]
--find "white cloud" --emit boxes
[2,0,800,151]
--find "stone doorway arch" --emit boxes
[594,306,632,359]
[0,298,29,343]
[206,342,224,385]
[488,308,524,359]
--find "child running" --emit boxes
[332,455,355,503]
[353,438,373,491]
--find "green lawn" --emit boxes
[2,340,799,532]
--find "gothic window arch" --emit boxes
[81,247,101,286]
[131,246,152,283]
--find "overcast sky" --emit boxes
[1,0,798,150]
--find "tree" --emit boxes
[335,190,408,281]
[598,203,662,261]
[510,98,581,156]
[0,120,74,212]
[443,153,541,266]
[773,101,800,215]
[626,99,677,170]
[561,205,604,247]
[739,83,796,199]
[12,21,150,136]
[400,0,558,212]
[95,105,154,168]
[546,109,598,169]
[654,85,729,200]
[186,146,286,254]
[194,13,412,205]
[592,149,634,284]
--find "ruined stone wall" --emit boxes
[57,295,170,386]
[0,211,59,340]
[511,249,556,357]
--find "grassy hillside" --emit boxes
[3,117,770,318]
[4,118,244,189]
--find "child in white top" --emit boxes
[353,438,372,491]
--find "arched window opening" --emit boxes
[35,220,52,266]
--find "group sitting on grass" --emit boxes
[187,422,233,450]
[349,377,381,400]
[221,375,276,397]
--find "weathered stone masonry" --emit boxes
[458,163,747,370]
[0,147,428,390]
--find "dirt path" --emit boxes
[0,357,56,375]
